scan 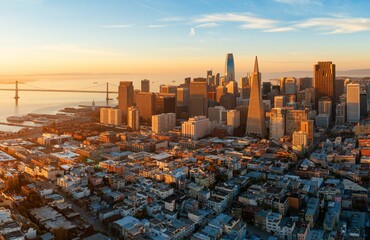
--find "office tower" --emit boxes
[216,86,227,103]
[236,105,248,126]
[193,77,207,83]
[301,120,314,143]
[285,109,309,136]
[335,103,346,125]
[262,82,272,95]
[246,56,267,137]
[304,88,315,106]
[185,77,191,86]
[344,78,351,93]
[280,77,297,95]
[240,85,251,99]
[141,79,150,92]
[270,108,285,141]
[177,87,190,107]
[152,113,176,133]
[292,131,308,149]
[215,73,220,86]
[226,81,238,96]
[239,76,249,88]
[136,92,155,122]
[128,106,140,131]
[207,70,213,86]
[190,81,208,117]
[299,77,313,91]
[133,89,140,106]
[347,83,360,122]
[160,85,177,94]
[224,53,235,84]
[274,95,285,108]
[360,93,367,117]
[318,97,332,122]
[155,94,176,114]
[335,78,345,103]
[314,61,335,110]
[118,81,134,121]
[182,116,211,140]
[100,108,122,125]
[220,93,236,110]
[208,106,225,123]
[227,110,240,130]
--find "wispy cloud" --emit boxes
[100,24,132,28]
[189,27,196,37]
[159,16,184,22]
[264,27,296,32]
[147,24,168,28]
[196,23,219,28]
[194,12,278,29]
[296,17,370,34]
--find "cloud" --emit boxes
[264,27,296,32]
[189,27,196,36]
[159,17,184,22]
[100,24,132,28]
[147,24,168,28]
[194,12,278,29]
[296,17,370,34]
[196,23,219,28]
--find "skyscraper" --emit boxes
[128,106,140,131]
[118,81,134,122]
[152,113,176,134]
[314,61,336,110]
[155,94,176,114]
[182,116,211,140]
[285,109,309,136]
[136,92,155,122]
[246,57,267,137]
[270,108,285,141]
[300,120,314,143]
[227,110,240,130]
[141,79,150,92]
[224,53,235,84]
[189,81,208,117]
[347,83,360,123]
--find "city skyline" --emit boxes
[1,0,370,83]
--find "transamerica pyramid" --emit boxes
[245,56,267,137]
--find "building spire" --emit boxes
[254,56,259,73]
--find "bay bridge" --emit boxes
[0,81,119,103]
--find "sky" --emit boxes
[0,0,370,82]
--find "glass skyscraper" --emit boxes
[224,53,235,84]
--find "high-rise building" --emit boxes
[246,56,267,137]
[262,82,272,95]
[285,109,309,136]
[367,82,370,111]
[141,79,150,92]
[128,106,140,131]
[190,81,208,117]
[300,120,314,143]
[215,73,220,86]
[224,53,235,84]
[118,81,134,122]
[299,77,313,91]
[239,76,249,89]
[226,81,238,96]
[155,94,176,114]
[318,97,332,122]
[347,83,360,123]
[216,86,227,103]
[274,95,285,108]
[220,93,236,110]
[177,87,190,106]
[280,77,297,95]
[292,131,308,149]
[335,103,346,125]
[152,113,176,133]
[227,110,240,130]
[160,85,177,94]
[208,106,226,123]
[136,92,155,122]
[360,93,367,118]
[182,116,211,140]
[236,105,248,126]
[100,108,122,125]
[314,61,335,110]
[270,108,285,141]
